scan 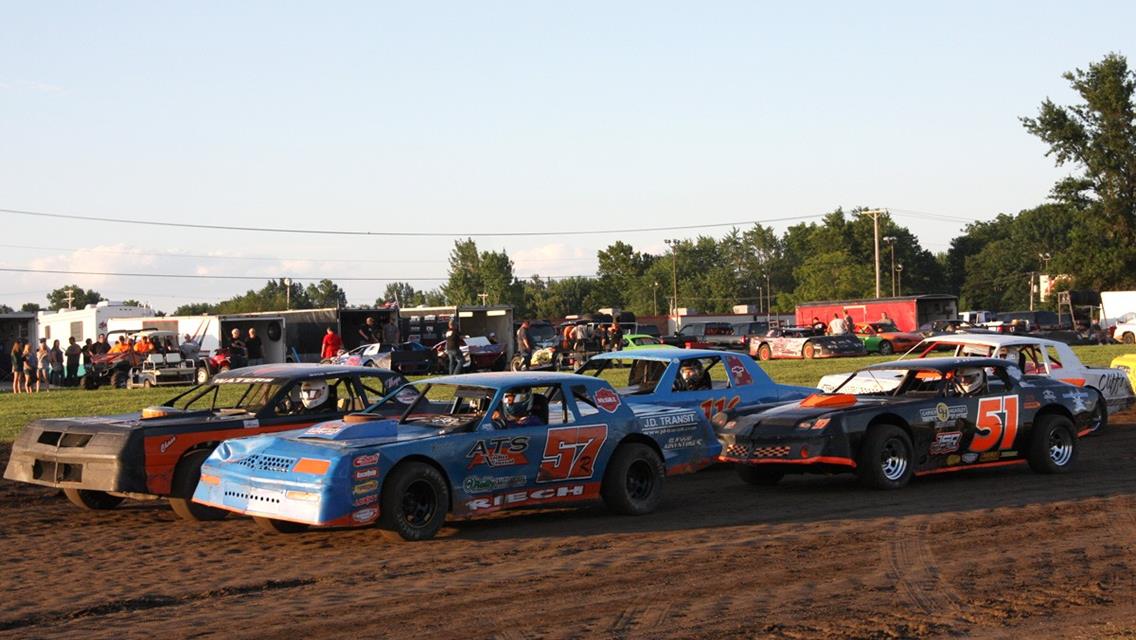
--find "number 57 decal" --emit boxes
[538,425,608,483]
[970,395,1019,452]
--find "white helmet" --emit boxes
[957,368,985,395]
[300,379,329,409]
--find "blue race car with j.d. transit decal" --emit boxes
[192,372,720,540]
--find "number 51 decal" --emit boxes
[538,425,608,483]
[970,395,1019,452]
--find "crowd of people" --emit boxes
[319,315,400,361]
[6,334,111,393]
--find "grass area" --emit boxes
[3,344,1134,444]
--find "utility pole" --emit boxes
[856,209,888,298]
[284,278,292,309]
[652,281,658,316]
[765,272,771,322]
[64,287,75,310]
[1029,272,1035,311]
[896,264,903,297]
[664,239,679,316]
[882,236,897,297]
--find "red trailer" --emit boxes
[795,295,958,332]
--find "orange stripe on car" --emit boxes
[799,394,857,408]
[724,456,857,468]
[915,459,1025,476]
[1059,378,1086,387]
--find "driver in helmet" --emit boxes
[678,359,709,391]
[493,387,544,427]
[953,367,986,397]
[298,379,331,413]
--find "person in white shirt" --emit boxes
[828,313,846,335]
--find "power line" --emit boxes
[0,207,826,238]
[0,266,593,282]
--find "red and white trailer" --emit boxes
[795,295,958,333]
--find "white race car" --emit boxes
[817,334,1134,434]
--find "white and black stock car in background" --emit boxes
[714,357,1098,489]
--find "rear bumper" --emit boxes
[3,421,147,493]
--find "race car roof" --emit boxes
[213,363,396,381]
[424,371,598,387]
[918,333,1067,349]
[590,348,728,361]
[863,357,1012,372]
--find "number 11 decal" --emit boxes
[970,395,1019,452]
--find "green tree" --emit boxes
[20,302,41,312]
[1021,53,1136,288]
[792,250,873,302]
[304,279,347,308]
[381,282,418,306]
[121,299,142,307]
[46,285,102,310]
[213,279,312,313]
[0,304,13,314]
[174,302,214,315]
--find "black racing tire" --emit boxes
[1084,388,1108,435]
[1027,414,1078,474]
[857,424,914,490]
[379,462,449,541]
[111,370,128,389]
[195,367,210,384]
[63,488,125,511]
[253,516,309,534]
[1122,332,1135,344]
[734,465,784,486]
[802,343,816,359]
[601,443,665,515]
[142,378,154,389]
[168,449,229,521]
[878,340,894,355]
[757,344,772,361]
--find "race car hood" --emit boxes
[723,395,900,436]
[290,416,442,446]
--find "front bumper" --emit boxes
[718,433,857,469]
[3,420,147,493]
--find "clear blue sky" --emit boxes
[1,1,1132,311]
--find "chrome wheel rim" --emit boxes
[880,438,909,481]
[1048,428,1074,466]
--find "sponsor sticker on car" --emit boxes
[352,508,378,523]
[353,453,379,467]
[594,388,621,413]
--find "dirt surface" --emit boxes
[3,416,1136,639]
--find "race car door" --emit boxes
[928,366,1024,466]
[668,355,742,421]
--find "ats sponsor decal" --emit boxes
[640,412,698,430]
[537,426,608,483]
[462,475,527,494]
[353,467,379,481]
[353,453,379,467]
[726,356,753,386]
[352,508,378,523]
[159,436,177,454]
[664,435,704,450]
[353,480,379,495]
[466,484,591,512]
[699,396,740,421]
[353,494,378,507]
[466,436,530,469]
[305,423,348,437]
[920,403,968,423]
[929,431,962,455]
[594,388,621,413]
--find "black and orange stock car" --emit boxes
[714,357,1097,489]
[3,364,406,520]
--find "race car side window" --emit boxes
[570,384,600,418]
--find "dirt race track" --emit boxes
[3,416,1136,639]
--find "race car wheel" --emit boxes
[253,516,309,534]
[1122,332,1135,344]
[735,465,783,486]
[142,379,154,389]
[168,449,230,522]
[379,462,449,541]
[1085,389,1108,435]
[63,488,125,511]
[509,355,526,371]
[195,367,210,384]
[858,424,913,490]
[757,344,772,361]
[602,443,664,516]
[878,340,894,355]
[802,343,816,359]
[1027,414,1077,474]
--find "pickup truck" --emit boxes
[659,322,747,351]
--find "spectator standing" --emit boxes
[445,320,463,375]
[49,340,64,386]
[572,322,587,353]
[246,327,264,366]
[842,309,855,335]
[828,313,845,335]
[227,328,247,367]
[65,337,81,385]
[810,316,826,332]
[180,334,200,360]
[359,317,380,345]
[382,316,400,345]
[610,323,624,351]
[23,343,35,393]
[82,338,93,368]
[515,320,533,371]
[35,341,50,391]
[321,327,342,360]
[10,339,24,394]
[92,333,111,356]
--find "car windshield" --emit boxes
[366,381,494,431]
[167,379,285,415]
[528,325,557,342]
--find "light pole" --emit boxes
[882,236,896,297]
[652,281,659,316]
[895,264,903,297]
[764,272,771,322]
[756,286,763,314]
[664,239,679,316]
[856,209,888,298]
[1037,252,1052,308]
[284,278,292,309]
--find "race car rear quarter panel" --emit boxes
[721,380,1095,475]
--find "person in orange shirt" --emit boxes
[135,337,154,354]
[109,339,129,354]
